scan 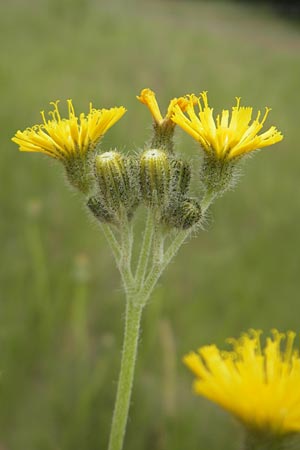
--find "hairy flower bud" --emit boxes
[140,149,170,208]
[94,151,140,222]
[124,156,141,217]
[86,196,115,224]
[95,151,128,208]
[169,158,191,199]
[162,197,201,230]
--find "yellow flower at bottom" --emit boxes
[12,100,126,161]
[184,330,300,435]
[172,92,283,160]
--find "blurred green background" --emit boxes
[1,0,300,449]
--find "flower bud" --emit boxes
[124,156,141,218]
[169,159,191,199]
[140,149,170,208]
[94,151,140,223]
[162,197,201,230]
[86,196,115,224]
[95,151,129,210]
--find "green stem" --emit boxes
[102,222,135,293]
[134,210,154,290]
[152,217,164,267]
[201,190,217,214]
[107,215,195,450]
[101,224,122,263]
[141,228,191,304]
[119,217,135,293]
[108,299,143,450]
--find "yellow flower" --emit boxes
[12,100,126,161]
[172,92,283,160]
[137,88,189,126]
[184,330,300,435]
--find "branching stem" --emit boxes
[107,192,217,450]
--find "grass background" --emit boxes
[1,0,300,449]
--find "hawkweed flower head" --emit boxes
[172,92,283,161]
[12,100,126,194]
[12,100,126,160]
[137,88,190,153]
[172,92,283,197]
[184,330,300,438]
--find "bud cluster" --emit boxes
[85,144,202,230]
[139,148,201,230]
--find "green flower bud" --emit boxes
[86,196,115,224]
[169,158,191,199]
[162,197,201,230]
[124,156,142,217]
[94,151,140,222]
[95,151,129,210]
[140,149,170,208]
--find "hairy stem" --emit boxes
[101,224,122,262]
[102,223,134,292]
[107,299,143,450]
[119,215,135,292]
[134,210,154,290]
[201,190,217,214]
[141,228,191,304]
[107,213,197,450]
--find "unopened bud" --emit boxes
[124,156,141,218]
[95,151,129,210]
[162,197,201,230]
[169,159,191,199]
[87,196,115,224]
[94,151,141,222]
[140,149,170,208]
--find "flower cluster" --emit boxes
[12,88,283,227]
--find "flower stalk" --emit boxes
[106,212,196,450]
[108,299,143,450]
